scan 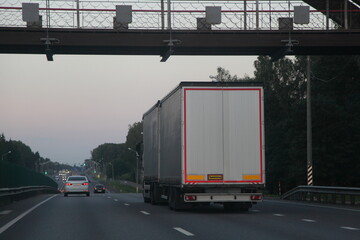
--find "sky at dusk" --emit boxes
[0,54,257,165]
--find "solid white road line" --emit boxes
[340,226,360,231]
[0,210,12,215]
[140,211,150,215]
[124,203,130,206]
[273,214,285,217]
[0,194,57,235]
[173,227,195,237]
[301,219,316,223]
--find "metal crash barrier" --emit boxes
[281,185,360,206]
[0,186,59,206]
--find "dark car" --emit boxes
[94,184,106,193]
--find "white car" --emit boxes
[64,175,90,197]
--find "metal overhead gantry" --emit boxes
[0,0,359,61]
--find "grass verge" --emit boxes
[105,180,136,193]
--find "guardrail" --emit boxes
[0,186,59,206]
[281,185,360,206]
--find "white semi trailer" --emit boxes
[142,82,265,210]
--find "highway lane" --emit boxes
[0,193,359,240]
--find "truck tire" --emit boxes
[168,188,177,210]
[150,183,159,205]
[150,183,162,205]
[148,182,166,205]
[150,191,156,205]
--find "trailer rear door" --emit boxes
[184,90,224,182]
[183,87,264,184]
[222,89,264,183]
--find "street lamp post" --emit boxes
[97,157,106,179]
[1,151,11,161]
[88,159,100,177]
[108,162,115,181]
[39,160,51,175]
[128,148,139,193]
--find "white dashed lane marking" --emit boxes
[0,210,12,215]
[174,227,194,237]
[301,219,316,223]
[114,199,118,202]
[340,226,359,231]
[124,203,130,206]
[273,214,285,217]
[140,211,150,215]
[250,209,260,213]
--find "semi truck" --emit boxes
[142,82,265,210]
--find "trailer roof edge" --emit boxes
[143,81,263,118]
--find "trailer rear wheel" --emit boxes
[150,191,156,205]
[168,187,179,210]
[150,183,161,205]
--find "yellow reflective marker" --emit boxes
[243,174,261,180]
[187,175,205,180]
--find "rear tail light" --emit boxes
[185,195,197,201]
[65,183,72,186]
[251,195,262,201]
[82,182,89,186]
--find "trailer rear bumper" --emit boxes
[184,193,262,203]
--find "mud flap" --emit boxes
[168,187,191,211]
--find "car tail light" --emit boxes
[82,182,89,186]
[185,195,197,201]
[251,195,262,201]
[65,183,72,186]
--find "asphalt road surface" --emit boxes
[0,193,359,240]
